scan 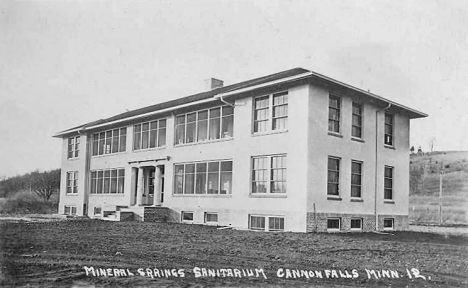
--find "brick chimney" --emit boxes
[205,78,224,91]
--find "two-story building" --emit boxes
[54,68,427,232]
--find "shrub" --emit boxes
[0,191,57,215]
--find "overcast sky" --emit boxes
[1,0,467,177]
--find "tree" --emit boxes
[30,169,61,202]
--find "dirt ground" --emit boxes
[1,220,467,287]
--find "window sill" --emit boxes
[172,194,232,198]
[327,196,342,201]
[65,193,78,196]
[384,145,395,150]
[92,151,127,159]
[351,137,365,143]
[328,132,343,138]
[250,194,287,198]
[350,198,363,202]
[67,157,80,161]
[90,194,125,197]
[174,137,233,148]
[252,129,288,137]
[384,200,395,204]
[133,146,166,153]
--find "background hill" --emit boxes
[409,151,468,225]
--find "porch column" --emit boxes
[136,167,144,206]
[153,165,162,206]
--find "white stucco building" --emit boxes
[54,68,426,232]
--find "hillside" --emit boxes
[409,151,468,225]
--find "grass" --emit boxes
[410,151,468,226]
[1,220,468,287]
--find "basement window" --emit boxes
[64,206,77,216]
[383,218,394,230]
[249,215,284,232]
[350,218,362,230]
[327,218,341,231]
[181,211,194,223]
[94,207,102,216]
[204,212,218,224]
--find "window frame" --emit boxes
[328,95,341,134]
[67,136,80,159]
[383,218,394,230]
[204,212,218,224]
[94,206,102,216]
[350,218,363,231]
[181,211,194,223]
[251,154,287,195]
[327,156,341,197]
[351,160,363,199]
[249,215,285,232]
[92,127,127,156]
[384,166,394,200]
[64,205,77,216]
[66,171,78,194]
[174,105,234,146]
[253,91,289,134]
[133,118,167,151]
[173,160,233,195]
[384,112,394,146]
[90,168,125,195]
[351,102,363,139]
[327,218,341,231]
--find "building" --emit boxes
[54,68,427,232]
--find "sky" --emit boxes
[0,0,467,177]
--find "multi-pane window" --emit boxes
[94,207,102,215]
[204,212,218,224]
[352,102,363,138]
[90,168,125,194]
[351,161,362,198]
[64,205,77,215]
[174,160,232,195]
[252,155,287,194]
[175,106,233,145]
[327,157,340,196]
[327,218,340,230]
[249,215,284,232]
[92,128,127,156]
[67,136,80,159]
[383,218,394,230]
[328,95,341,133]
[133,119,166,150]
[350,218,362,230]
[66,171,78,194]
[253,91,288,133]
[384,166,394,200]
[384,113,394,146]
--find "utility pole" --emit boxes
[439,162,443,226]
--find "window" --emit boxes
[249,215,284,232]
[64,206,77,216]
[92,128,127,156]
[94,207,102,215]
[352,102,363,138]
[351,161,362,198]
[327,218,341,231]
[350,218,362,230]
[384,166,393,200]
[181,211,194,222]
[383,218,394,230]
[174,160,232,195]
[90,168,125,194]
[133,119,166,150]
[175,106,233,145]
[67,136,80,159]
[66,171,78,194]
[327,157,340,196]
[204,212,218,224]
[252,155,287,194]
[253,91,288,133]
[328,95,341,133]
[384,113,393,146]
